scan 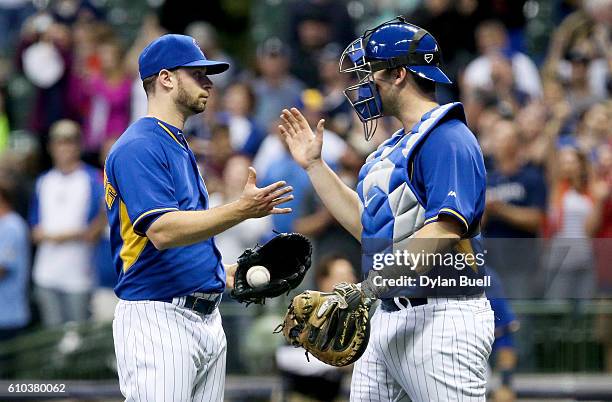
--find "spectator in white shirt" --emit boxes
[29,120,103,327]
[463,20,542,100]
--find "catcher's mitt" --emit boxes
[276,282,373,367]
[230,232,312,305]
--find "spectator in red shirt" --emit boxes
[586,143,612,294]
[546,146,595,299]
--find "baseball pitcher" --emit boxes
[104,34,307,402]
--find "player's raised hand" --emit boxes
[238,167,293,218]
[279,108,324,170]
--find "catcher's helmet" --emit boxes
[340,16,451,140]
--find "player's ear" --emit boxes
[157,69,175,91]
[393,67,408,85]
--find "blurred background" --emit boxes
[0,0,610,401]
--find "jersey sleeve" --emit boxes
[107,139,179,236]
[415,121,486,234]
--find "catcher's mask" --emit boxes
[339,16,452,141]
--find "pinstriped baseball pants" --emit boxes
[350,297,494,402]
[113,300,227,402]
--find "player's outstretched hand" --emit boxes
[237,167,293,218]
[279,108,324,170]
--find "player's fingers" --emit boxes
[278,115,291,131]
[270,207,292,214]
[280,114,300,135]
[245,167,257,187]
[279,115,297,135]
[266,186,293,201]
[280,108,293,122]
[270,195,294,206]
[315,119,325,139]
[286,108,304,128]
[278,124,293,139]
[290,107,310,130]
[282,109,302,132]
[260,180,287,193]
[279,131,293,149]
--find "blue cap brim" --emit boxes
[408,66,452,84]
[182,59,230,75]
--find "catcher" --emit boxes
[276,16,494,402]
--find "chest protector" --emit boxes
[357,103,463,251]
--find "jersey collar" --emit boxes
[151,118,188,150]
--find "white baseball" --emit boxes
[246,265,271,288]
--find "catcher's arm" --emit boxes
[279,108,362,240]
[304,158,362,240]
[361,216,462,298]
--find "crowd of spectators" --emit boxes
[0,0,610,380]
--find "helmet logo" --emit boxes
[424,53,433,64]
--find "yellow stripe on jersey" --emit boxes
[157,122,185,148]
[439,208,469,231]
[119,201,148,272]
[424,215,437,225]
[423,208,469,234]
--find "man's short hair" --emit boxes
[142,74,157,96]
[143,67,180,96]
[49,119,81,142]
[381,67,437,99]
[410,71,437,99]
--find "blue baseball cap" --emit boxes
[138,34,230,80]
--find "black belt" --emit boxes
[381,297,428,312]
[160,294,221,315]
[380,292,486,312]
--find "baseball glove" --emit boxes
[230,232,312,305]
[276,282,373,367]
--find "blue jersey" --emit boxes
[411,114,486,232]
[104,117,225,301]
[358,103,487,297]
[358,104,486,241]
[484,164,547,238]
